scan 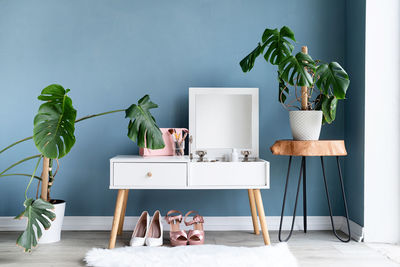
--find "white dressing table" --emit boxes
[108,88,271,248]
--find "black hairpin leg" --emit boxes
[303,157,307,233]
[279,156,305,242]
[320,156,351,242]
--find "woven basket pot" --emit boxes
[289,110,323,140]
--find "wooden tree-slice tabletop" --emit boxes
[270,140,347,156]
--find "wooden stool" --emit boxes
[270,140,351,242]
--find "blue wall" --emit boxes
[344,0,365,226]
[0,0,348,218]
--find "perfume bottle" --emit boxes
[231,148,239,162]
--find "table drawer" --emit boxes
[189,161,269,187]
[113,163,187,187]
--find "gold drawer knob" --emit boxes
[146,172,152,178]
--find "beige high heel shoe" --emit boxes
[184,211,204,245]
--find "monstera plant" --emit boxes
[0,84,164,251]
[240,26,350,140]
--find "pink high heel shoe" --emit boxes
[165,210,188,246]
[184,211,205,245]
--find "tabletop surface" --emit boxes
[110,155,190,162]
[270,140,347,156]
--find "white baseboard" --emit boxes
[339,218,364,242]
[0,216,363,241]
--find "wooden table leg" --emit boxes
[254,189,271,245]
[117,189,129,235]
[109,189,127,249]
[247,189,260,235]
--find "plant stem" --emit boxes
[0,173,42,180]
[0,109,124,155]
[75,109,125,123]
[0,136,33,155]
[25,156,42,200]
[0,154,42,175]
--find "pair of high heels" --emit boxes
[130,210,163,247]
[165,210,204,246]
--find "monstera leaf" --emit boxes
[240,44,266,73]
[278,52,315,87]
[15,198,55,252]
[316,62,350,99]
[262,26,296,65]
[33,84,77,159]
[315,94,338,124]
[322,95,338,124]
[240,26,296,72]
[125,95,165,149]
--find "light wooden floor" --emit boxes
[0,231,399,267]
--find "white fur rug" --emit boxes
[85,243,297,267]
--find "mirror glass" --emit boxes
[195,94,252,149]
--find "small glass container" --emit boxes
[174,141,185,156]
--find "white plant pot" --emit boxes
[39,200,65,244]
[289,110,323,140]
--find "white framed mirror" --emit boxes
[189,88,259,158]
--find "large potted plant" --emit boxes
[240,26,350,140]
[0,84,165,251]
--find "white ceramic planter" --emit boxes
[289,110,323,140]
[39,200,65,244]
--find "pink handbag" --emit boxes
[139,128,188,156]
